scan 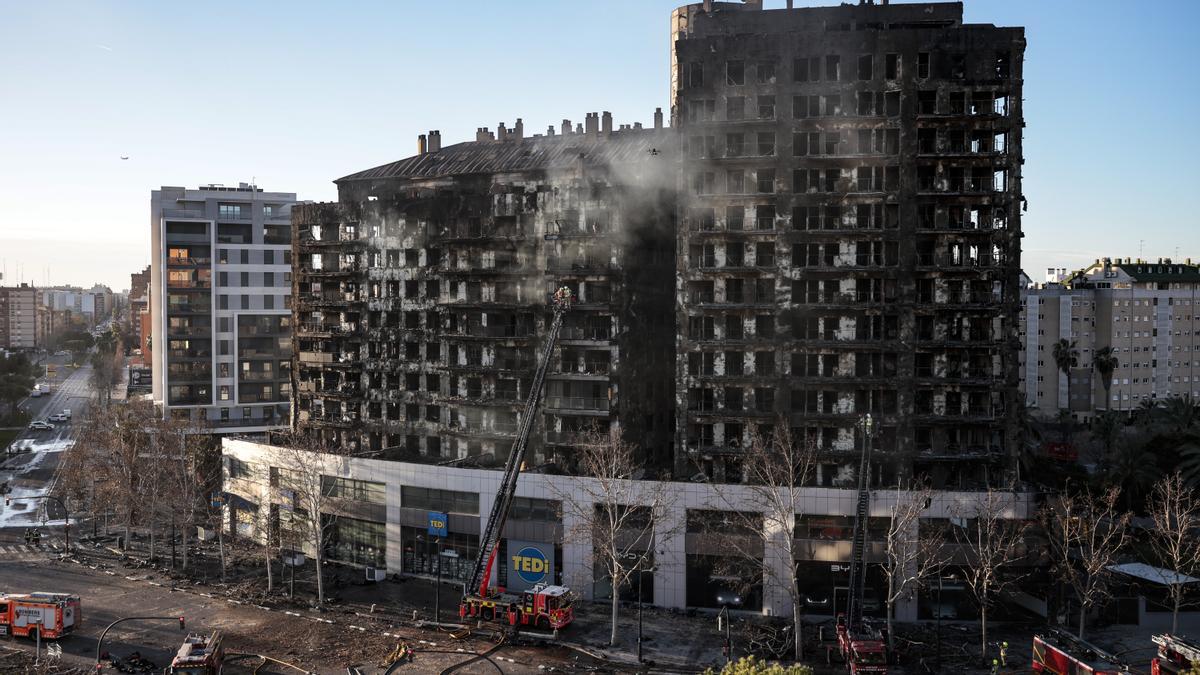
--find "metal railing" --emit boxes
[546,396,610,411]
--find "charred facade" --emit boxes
[672,1,1025,486]
[293,120,676,470]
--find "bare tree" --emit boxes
[881,482,944,652]
[554,426,675,647]
[709,424,817,662]
[270,430,347,607]
[951,489,1030,659]
[1044,486,1131,640]
[1147,472,1200,633]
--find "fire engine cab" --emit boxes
[1152,634,1200,675]
[169,631,225,674]
[1033,630,1126,675]
[0,592,81,639]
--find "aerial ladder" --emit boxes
[458,287,575,631]
[1152,634,1200,675]
[837,414,889,675]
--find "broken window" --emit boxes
[726,133,745,157]
[792,205,819,230]
[824,132,840,156]
[726,352,745,375]
[757,132,775,156]
[792,95,809,119]
[726,169,745,194]
[885,91,900,117]
[757,62,775,84]
[917,90,937,115]
[756,313,775,336]
[948,52,965,79]
[885,53,899,80]
[757,95,775,119]
[755,242,775,267]
[726,60,745,86]
[825,54,840,81]
[857,54,873,80]
[726,96,745,121]
[755,351,775,375]
[687,62,704,88]
[692,171,714,195]
[995,51,1011,79]
[755,204,775,229]
[725,315,744,339]
[725,242,745,268]
[756,169,775,194]
[725,205,744,231]
[917,52,930,79]
[856,91,874,116]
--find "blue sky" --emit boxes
[0,0,1197,291]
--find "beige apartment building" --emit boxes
[1020,258,1200,419]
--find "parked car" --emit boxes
[29,389,42,398]
[61,409,71,419]
[28,420,54,431]
[48,413,68,423]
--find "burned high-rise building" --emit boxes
[294,116,677,469]
[672,1,1025,485]
[293,1,1025,487]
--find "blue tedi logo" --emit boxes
[511,546,549,585]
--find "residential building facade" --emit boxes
[1020,257,1200,418]
[150,183,298,432]
[672,1,1025,487]
[0,284,38,350]
[293,117,676,468]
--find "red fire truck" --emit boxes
[169,631,226,674]
[458,289,575,631]
[0,592,81,639]
[1033,630,1125,675]
[1152,634,1200,675]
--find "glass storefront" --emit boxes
[400,525,478,582]
[323,515,386,568]
[686,554,763,611]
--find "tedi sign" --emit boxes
[507,540,555,592]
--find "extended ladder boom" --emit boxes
[466,288,572,598]
[846,415,874,630]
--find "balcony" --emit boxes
[167,256,212,268]
[297,322,356,336]
[167,279,210,289]
[559,327,612,341]
[546,396,611,412]
[545,257,613,275]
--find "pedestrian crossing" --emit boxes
[0,542,62,559]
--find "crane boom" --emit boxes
[466,287,573,598]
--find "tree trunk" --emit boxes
[216,521,227,583]
[793,595,804,662]
[1173,590,1181,634]
[609,582,620,647]
[181,523,190,571]
[149,526,156,563]
[265,533,274,593]
[980,603,988,661]
[1078,604,1086,640]
[315,545,325,606]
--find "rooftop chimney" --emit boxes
[428,130,441,153]
[562,119,572,135]
[576,123,583,134]
[514,118,524,141]
[547,125,556,136]
[417,134,427,155]
[476,127,492,143]
[601,111,613,135]
[497,122,508,142]
[654,107,664,130]
[585,112,599,136]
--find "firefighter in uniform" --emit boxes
[1000,642,1009,667]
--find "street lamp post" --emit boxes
[717,591,743,664]
[434,537,442,626]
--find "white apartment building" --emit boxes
[150,183,299,432]
[1020,257,1200,418]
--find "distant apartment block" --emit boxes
[0,284,38,350]
[129,265,151,363]
[150,183,299,432]
[1020,258,1200,418]
[40,284,114,326]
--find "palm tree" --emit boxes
[1159,395,1198,433]
[1105,440,1160,509]
[1090,411,1123,471]
[1135,399,1161,428]
[1053,339,1080,417]
[1092,346,1119,411]
[1181,442,1200,489]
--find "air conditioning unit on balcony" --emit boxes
[365,567,387,582]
